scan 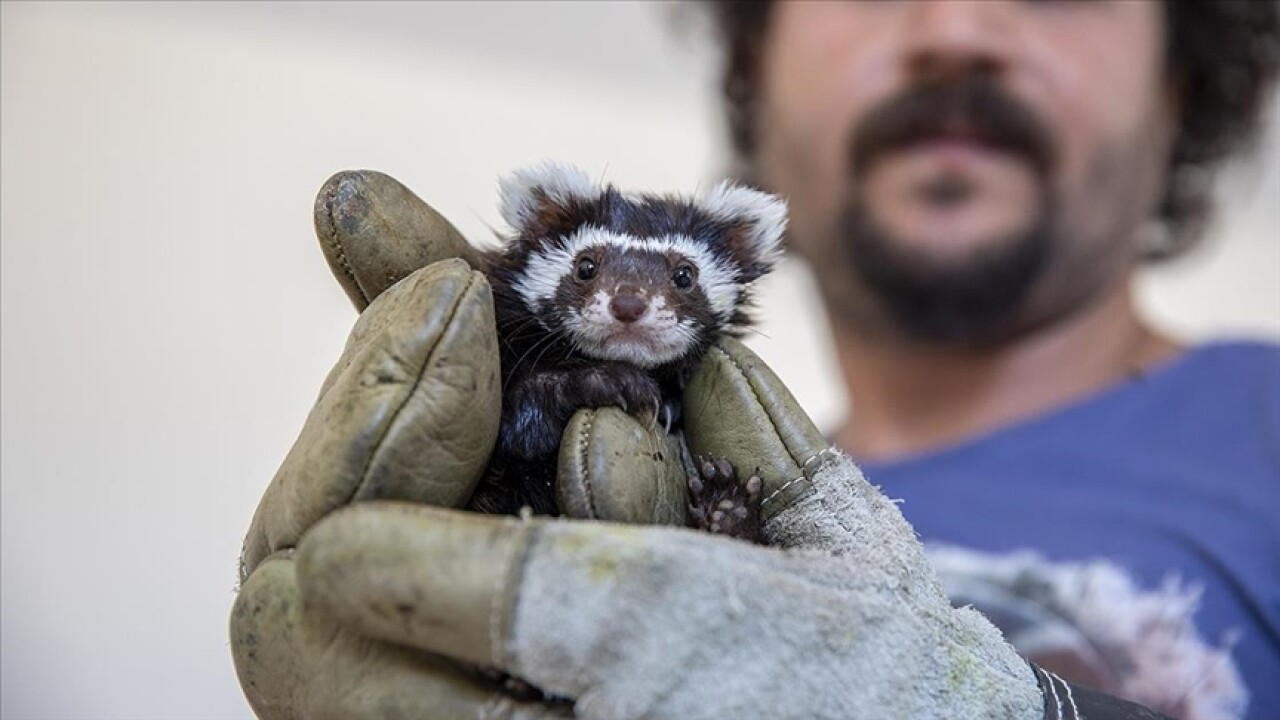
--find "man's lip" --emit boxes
[914,139,1007,166]
[867,138,1026,173]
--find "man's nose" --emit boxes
[609,289,648,323]
[904,0,1014,82]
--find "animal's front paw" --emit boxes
[577,365,664,425]
[687,457,763,542]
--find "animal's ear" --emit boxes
[498,161,599,235]
[698,181,788,279]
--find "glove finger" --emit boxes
[295,503,736,693]
[233,552,570,720]
[294,503,786,672]
[296,502,1044,720]
[684,340,945,583]
[295,501,883,716]
[556,407,688,527]
[681,337,828,524]
[296,502,527,671]
[240,259,501,581]
[315,170,482,311]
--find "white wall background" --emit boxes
[1,3,1276,718]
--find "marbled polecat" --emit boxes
[472,161,787,540]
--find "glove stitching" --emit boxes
[707,345,801,471]
[348,271,480,504]
[761,447,842,508]
[807,448,862,545]
[318,185,371,307]
[801,446,841,469]
[326,232,369,307]
[761,475,805,508]
[576,409,602,520]
[491,519,537,671]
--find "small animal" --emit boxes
[471,161,786,540]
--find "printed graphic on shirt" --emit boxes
[926,545,1247,720]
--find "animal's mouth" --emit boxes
[597,327,673,358]
[571,319,689,368]
[606,324,663,344]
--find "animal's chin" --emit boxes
[575,328,689,369]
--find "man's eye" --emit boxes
[671,265,697,289]
[576,257,598,281]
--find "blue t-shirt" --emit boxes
[856,341,1280,719]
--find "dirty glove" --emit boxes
[292,337,1055,720]
[232,171,1166,719]
[235,170,686,579]
[232,169,687,719]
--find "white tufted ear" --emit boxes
[498,160,599,232]
[698,181,788,270]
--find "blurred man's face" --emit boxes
[755,1,1175,344]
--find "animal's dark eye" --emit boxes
[671,265,697,290]
[576,257,597,281]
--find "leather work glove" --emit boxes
[232,171,1169,720]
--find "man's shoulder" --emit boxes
[994,338,1280,468]
[1183,338,1280,364]
[1146,338,1278,396]
[1140,338,1280,468]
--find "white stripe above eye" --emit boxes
[513,226,742,321]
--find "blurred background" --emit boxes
[1,3,1275,718]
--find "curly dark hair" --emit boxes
[706,1,1280,261]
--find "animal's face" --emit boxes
[518,228,734,368]
[499,162,787,369]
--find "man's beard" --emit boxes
[834,73,1060,346]
[837,194,1055,346]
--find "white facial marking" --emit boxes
[563,282,695,369]
[580,290,612,324]
[498,160,598,231]
[514,226,742,323]
[513,240,576,314]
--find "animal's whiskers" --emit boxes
[474,160,786,528]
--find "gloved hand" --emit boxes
[233,169,689,720]
[290,347,1050,719]
[232,170,1164,720]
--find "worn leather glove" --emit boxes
[232,171,1166,719]
[233,170,688,719]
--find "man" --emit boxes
[231,1,1278,718]
[708,2,1279,717]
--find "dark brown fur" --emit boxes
[470,179,776,543]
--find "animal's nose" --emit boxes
[609,291,648,323]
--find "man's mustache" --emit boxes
[848,76,1057,179]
